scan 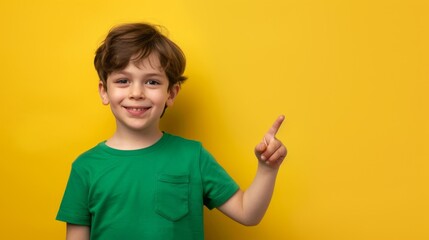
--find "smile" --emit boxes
[124,106,151,115]
[125,107,149,111]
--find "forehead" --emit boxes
[130,52,163,70]
[107,53,166,78]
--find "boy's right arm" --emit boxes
[66,223,90,240]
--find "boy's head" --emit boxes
[94,23,187,91]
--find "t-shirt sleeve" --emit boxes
[56,165,91,225]
[200,147,239,210]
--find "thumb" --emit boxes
[254,142,267,156]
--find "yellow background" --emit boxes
[0,0,428,239]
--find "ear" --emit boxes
[98,81,110,105]
[166,84,180,107]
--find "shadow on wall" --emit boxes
[204,208,254,240]
[160,87,201,138]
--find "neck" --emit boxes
[106,127,163,150]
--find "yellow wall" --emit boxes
[0,0,428,239]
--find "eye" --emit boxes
[146,79,160,85]
[115,79,129,84]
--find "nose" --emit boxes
[129,83,145,99]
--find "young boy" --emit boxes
[56,23,287,240]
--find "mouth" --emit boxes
[123,106,151,115]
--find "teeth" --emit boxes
[126,107,148,112]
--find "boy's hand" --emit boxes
[254,115,287,169]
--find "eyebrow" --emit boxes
[144,73,165,77]
[111,71,165,77]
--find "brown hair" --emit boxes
[94,23,187,90]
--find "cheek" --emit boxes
[148,90,169,102]
[108,89,126,100]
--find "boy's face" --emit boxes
[99,53,179,134]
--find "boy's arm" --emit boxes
[217,115,287,226]
[66,223,90,240]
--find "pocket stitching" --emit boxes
[155,174,190,221]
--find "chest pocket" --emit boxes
[155,174,190,221]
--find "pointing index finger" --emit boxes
[267,115,285,138]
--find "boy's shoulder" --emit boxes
[70,142,110,169]
[158,132,206,156]
[163,132,202,148]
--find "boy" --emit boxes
[57,23,287,240]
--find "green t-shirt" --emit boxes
[56,133,239,240]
